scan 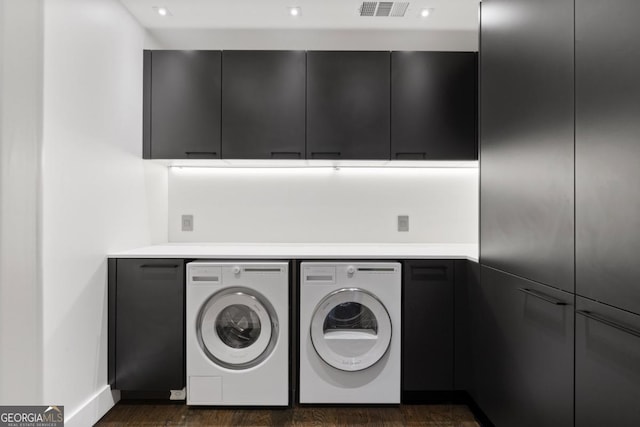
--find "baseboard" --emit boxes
[402,390,454,404]
[402,390,494,427]
[65,385,120,427]
[120,390,171,400]
[453,391,494,427]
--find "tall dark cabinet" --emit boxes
[575,0,640,315]
[472,0,640,422]
[573,2,640,425]
[480,0,574,293]
[392,52,477,160]
[221,51,306,159]
[145,51,222,159]
[306,51,391,159]
[477,0,576,424]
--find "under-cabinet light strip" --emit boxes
[169,165,480,177]
[163,160,479,169]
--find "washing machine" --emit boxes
[186,261,289,406]
[299,262,401,404]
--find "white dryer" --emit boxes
[299,262,401,404]
[186,261,289,406]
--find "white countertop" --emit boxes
[108,243,478,262]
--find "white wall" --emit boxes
[0,0,44,405]
[41,0,166,425]
[154,25,479,245]
[146,28,478,51]
[0,1,477,423]
[169,166,478,243]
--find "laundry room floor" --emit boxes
[95,403,481,426]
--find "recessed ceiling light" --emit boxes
[420,8,432,18]
[289,7,301,17]
[153,6,171,17]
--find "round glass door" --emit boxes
[310,288,392,372]
[197,287,278,370]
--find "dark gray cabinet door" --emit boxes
[392,52,477,160]
[471,266,573,427]
[479,0,574,292]
[306,51,390,159]
[222,51,305,159]
[115,259,185,391]
[575,0,640,314]
[575,297,640,427]
[149,50,221,159]
[402,260,454,394]
[454,260,476,394]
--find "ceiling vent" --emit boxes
[360,2,409,17]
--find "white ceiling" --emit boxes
[120,0,479,31]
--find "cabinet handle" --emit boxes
[139,264,180,269]
[395,152,426,160]
[517,288,568,306]
[576,310,640,339]
[270,151,302,159]
[310,152,341,158]
[185,151,217,157]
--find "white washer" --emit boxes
[299,262,401,404]
[186,261,289,406]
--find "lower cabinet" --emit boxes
[403,260,454,398]
[575,297,640,427]
[110,259,185,392]
[454,261,477,396]
[472,266,573,427]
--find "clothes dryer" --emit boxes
[299,262,401,404]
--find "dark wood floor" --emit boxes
[96,403,480,426]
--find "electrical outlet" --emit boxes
[181,214,194,232]
[397,215,409,232]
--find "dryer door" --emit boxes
[197,287,278,370]
[310,288,392,372]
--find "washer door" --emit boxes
[197,287,278,370]
[310,288,392,372]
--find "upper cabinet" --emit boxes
[143,50,478,161]
[306,51,391,160]
[480,0,575,293]
[392,52,477,160]
[221,51,306,159]
[144,50,222,159]
[575,0,640,314]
